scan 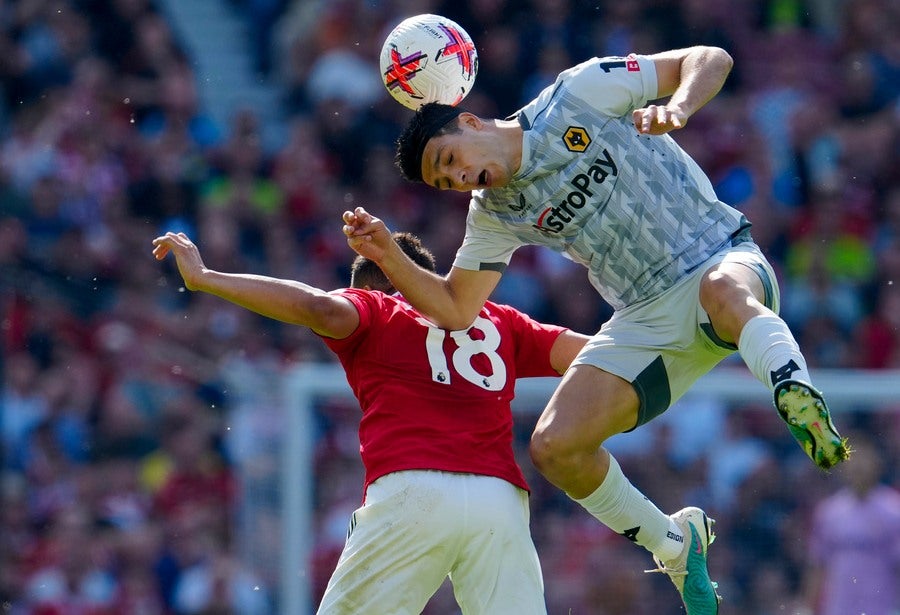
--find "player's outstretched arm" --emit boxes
[633,46,732,135]
[343,207,500,330]
[151,232,359,338]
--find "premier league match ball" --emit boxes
[379,14,478,111]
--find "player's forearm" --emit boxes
[667,46,732,116]
[377,245,479,330]
[192,270,353,334]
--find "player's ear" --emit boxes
[459,112,482,130]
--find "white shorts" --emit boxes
[571,242,780,427]
[317,470,546,615]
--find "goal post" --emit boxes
[279,364,900,614]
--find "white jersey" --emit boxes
[452,54,751,310]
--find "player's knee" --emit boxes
[700,270,735,304]
[701,271,753,318]
[529,426,586,477]
[702,267,764,307]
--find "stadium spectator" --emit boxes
[800,434,900,615]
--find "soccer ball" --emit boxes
[379,14,478,111]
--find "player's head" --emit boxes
[350,231,436,292]
[395,102,512,192]
[396,103,464,182]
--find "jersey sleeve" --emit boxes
[488,302,568,378]
[560,54,658,117]
[318,288,372,353]
[452,204,523,272]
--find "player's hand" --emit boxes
[151,232,207,291]
[632,104,688,135]
[342,207,393,262]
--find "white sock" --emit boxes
[737,313,812,391]
[575,453,684,561]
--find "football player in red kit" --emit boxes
[152,230,587,615]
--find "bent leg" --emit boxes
[701,255,849,468]
[700,258,769,344]
[530,365,684,561]
[700,256,812,387]
[530,364,639,498]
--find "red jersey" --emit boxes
[321,289,567,495]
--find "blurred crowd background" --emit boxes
[1,0,899,613]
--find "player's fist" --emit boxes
[343,207,393,263]
[632,104,688,135]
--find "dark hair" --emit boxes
[350,232,436,292]
[395,102,465,182]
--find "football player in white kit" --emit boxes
[343,45,849,614]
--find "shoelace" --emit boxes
[644,556,686,576]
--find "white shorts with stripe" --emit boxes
[317,470,546,615]
[571,242,780,427]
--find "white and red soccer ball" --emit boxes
[379,14,478,111]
